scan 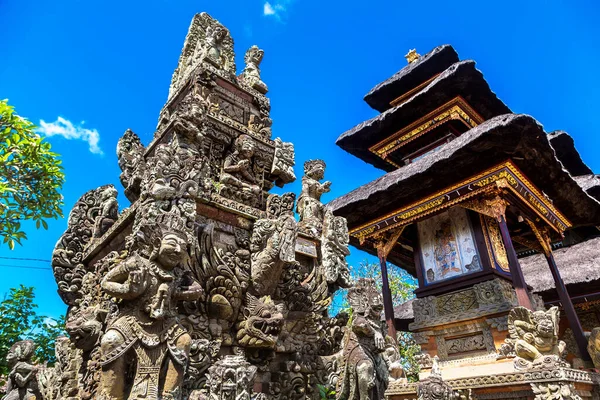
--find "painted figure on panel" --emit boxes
[433,221,459,277]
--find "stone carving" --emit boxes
[41,12,355,400]
[530,382,582,400]
[239,45,268,94]
[99,222,204,400]
[336,278,389,400]
[52,184,119,306]
[506,306,567,369]
[271,138,296,186]
[417,357,453,400]
[416,353,433,369]
[170,13,236,97]
[219,134,262,207]
[117,129,146,202]
[247,115,272,140]
[321,210,351,290]
[297,160,331,237]
[587,327,600,369]
[92,185,119,240]
[383,337,407,383]
[204,356,257,400]
[2,340,40,400]
[250,193,297,296]
[236,294,285,348]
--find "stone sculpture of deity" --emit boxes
[239,45,268,94]
[219,134,261,205]
[297,159,331,237]
[2,340,40,400]
[99,225,204,400]
[336,278,389,400]
[507,306,566,369]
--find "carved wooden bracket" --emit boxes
[461,195,508,222]
[374,225,407,259]
[525,219,553,257]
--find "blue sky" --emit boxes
[1,0,599,319]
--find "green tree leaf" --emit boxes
[0,99,64,248]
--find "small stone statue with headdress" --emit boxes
[239,45,268,94]
[2,340,40,400]
[297,159,331,237]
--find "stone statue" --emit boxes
[204,356,257,400]
[99,223,204,400]
[219,134,261,205]
[250,193,297,297]
[239,45,268,94]
[336,278,388,400]
[236,293,285,349]
[297,160,331,237]
[93,185,119,240]
[197,24,227,68]
[321,209,351,290]
[507,306,566,369]
[117,129,146,202]
[587,327,600,369]
[382,336,406,383]
[2,340,40,400]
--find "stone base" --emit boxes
[386,368,600,400]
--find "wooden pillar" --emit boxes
[377,246,397,340]
[545,251,591,360]
[497,214,533,310]
[527,221,591,361]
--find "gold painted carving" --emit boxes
[405,49,420,64]
[480,215,510,273]
[349,161,572,242]
[369,96,484,161]
[526,219,553,256]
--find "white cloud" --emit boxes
[38,117,103,155]
[263,0,292,20]
[263,2,276,15]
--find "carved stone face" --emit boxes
[5,348,17,367]
[157,234,187,270]
[535,315,555,337]
[280,193,296,213]
[249,47,263,65]
[307,164,325,180]
[237,135,255,158]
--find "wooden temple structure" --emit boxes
[329,45,600,399]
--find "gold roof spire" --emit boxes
[405,49,420,64]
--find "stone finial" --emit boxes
[405,49,420,64]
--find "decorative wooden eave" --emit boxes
[350,160,571,247]
[369,96,484,167]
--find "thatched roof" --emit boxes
[330,113,600,231]
[520,237,600,293]
[364,45,459,112]
[574,174,600,202]
[548,130,593,177]
[336,60,511,172]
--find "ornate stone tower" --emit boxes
[42,12,353,400]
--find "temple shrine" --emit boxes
[330,45,600,399]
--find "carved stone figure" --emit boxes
[200,25,227,68]
[99,223,204,400]
[337,278,389,400]
[507,306,567,369]
[2,340,40,400]
[219,134,261,206]
[93,186,119,240]
[271,138,296,186]
[250,193,297,296]
[416,357,453,400]
[587,327,600,369]
[117,129,146,202]
[297,160,331,237]
[321,210,351,290]
[382,337,406,383]
[236,294,285,348]
[239,46,268,94]
[204,356,257,400]
[52,184,120,306]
